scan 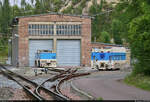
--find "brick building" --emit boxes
[12,13,91,67]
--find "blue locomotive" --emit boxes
[35,50,57,68]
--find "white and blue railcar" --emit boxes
[91,47,126,70]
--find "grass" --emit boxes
[0,56,7,64]
[97,97,103,100]
[124,74,150,91]
[0,49,8,64]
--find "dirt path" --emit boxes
[73,71,150,100]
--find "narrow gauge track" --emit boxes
[0,64,68,100]
[37,68,91,100]
[56,72,90,97]
[35,69,73,100]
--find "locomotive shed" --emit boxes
[11,13,130,68]
[11,13,92,67]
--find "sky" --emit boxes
[9,0,31,6]
[9,0,21,6]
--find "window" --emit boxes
[56,24,81,35]
[28,24,54,35]
[28,23,82,36]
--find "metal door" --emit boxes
[57,40,80,66]
[29,40,53,66]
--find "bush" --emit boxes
[72,0,81,5]
[124,74,150,91]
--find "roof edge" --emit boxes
[91,42,124,47]
[16,12,92,19]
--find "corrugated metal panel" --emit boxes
[29,40,53,66]
[57,40,80,66]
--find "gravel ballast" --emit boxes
[0,75,22,89]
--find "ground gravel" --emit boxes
[44,81,58,89]
[0,75,22,89]
[0,87,14,100]
[10,89,33,100]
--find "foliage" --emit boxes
[129,15,150,75]
[73,6,83,14]
[97,97,103,100]
[111,19,123,44]
[0,0,12,34]
[72,0,81,5]
[62,5,73,14]
[89,0,103,41]
[0,37,8,57]
[98,31,110,43]
[89,0,113,42]
[109,0,150,75]
[122,0,150,75]
[34,0,43,14]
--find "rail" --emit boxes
[0,64,68,100]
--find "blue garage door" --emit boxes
[29,40,53,66]
[57,40,81,66]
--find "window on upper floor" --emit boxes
[28,24,54,35]
[28,23,82,36]
[56,24,81,36]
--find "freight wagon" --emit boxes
[91,47,126,70]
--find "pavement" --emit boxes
[72,68,150,100]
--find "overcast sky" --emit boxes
[9,0,31,6]
[9,0,19,6]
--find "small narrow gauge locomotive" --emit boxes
[91,47,126,70]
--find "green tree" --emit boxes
[34,0,42,14]
[62,5,73,14]
[128,0,150,75]
[89,0,104,41]
[12,4,22,17]
[111,0,142,43]
[53,0,63,12]
[21,0,26,9]
[0,0,12,35]
[111,19,123,44]
[99,31,110,43]
[89,0,114,43]
[30,0,35,6]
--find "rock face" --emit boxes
[59,0,72,12]
[60,0,119,14]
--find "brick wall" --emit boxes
[81,18,91,67]
[17,14,91,67]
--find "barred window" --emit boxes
[28,24,54,35]
[56,24,81,35]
